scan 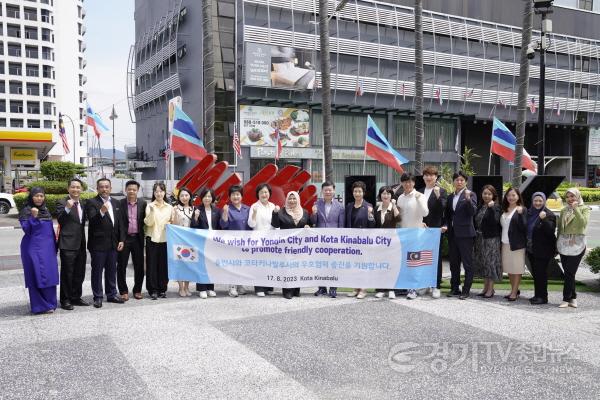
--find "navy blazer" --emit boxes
[310,199,345,228]
[506,207,528,251]
[444,190,477,238]
[86,196,126,251]
[344,201,376,228]
[419,186,447,228]
[191,205,222,230]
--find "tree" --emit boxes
[414,0,424,175]
[319,0,334,183]
[203,0,215,154]
[513,0,533,188]
[40,161,85,181]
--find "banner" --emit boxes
[240,105,310,147]
[167,225,440,289]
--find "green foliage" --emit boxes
[25,180,88,194]
[556,189,600,203]
[458,146,480,177]
[585,247,600,274]
[14,192,96,217]
[40,161,85,181]
[437,164,455,193]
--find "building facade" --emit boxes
[0,0,86,191]
[130,0,600,188]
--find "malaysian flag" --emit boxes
[406,250,433,267]
[58,113,70,154]
[233,128,242,159]
[529,97,537,114]
[434,87,443,105]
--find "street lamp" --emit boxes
[531,0,554,175]
[109,105,118,172]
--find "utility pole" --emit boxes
[109,105,118,172]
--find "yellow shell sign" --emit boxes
[11,149,37,161]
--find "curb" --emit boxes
[0,226,19,231]
[590,205,600,211]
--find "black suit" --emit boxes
[526,207,557,301]
[117,198,147,295]
[444,190,477,295]
[419,186,447,289]
[86,196,126,301]
[191,206,221,292]
[56,196,87,304]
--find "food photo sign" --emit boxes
[239,105,310,148]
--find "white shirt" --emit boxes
[205,208,213,230]
[501,208,516,244]
[248,201,276,231]
[453,189,465,211]
[424,187,434,202]
[65,196,83,223]
[100,197,114,224]
[397,190,429,228]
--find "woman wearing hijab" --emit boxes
[19,187,59,314]
[271,191,311,299]
[526,192,557,305]
[557,188,590,309]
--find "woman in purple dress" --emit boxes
[19,187,59,314]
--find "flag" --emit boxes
[497,98,507,108]
[171,105,207,160]
[85,103,109,139]
[365,115,409,173]
[491,117,537,172]
[464,88,474,99]
[356,79,364,96]
[434,87,443,105]
[274,128,282,161]
[407,250,433,267]
[173,244,199,262]
[555,100,561,116]
[529,97,537,114]
[58,113,70,154]
[233,128,242,159]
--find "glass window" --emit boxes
[578,0,593,11]
[10,119,24,128]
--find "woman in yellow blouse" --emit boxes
[144,182,173,300]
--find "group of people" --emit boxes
[19,166,590,314]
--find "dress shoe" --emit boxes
[507,296,518,302]
[328,288,337,298]
[314,287,327,296]
[121,293,129,301]
[483,290,495,299]
[569,299,578,308]
[447,289,461,297]
[459,292,470,300]
[61,302,74,311]
[107,297,125,304]
[150,293,158,300]
[93,300,103,308]
[476,292,486,297]
[529,297,548,305]
[71,298,90,306]
[283,292,293,299]
[133,292,143,300]
[504,290,520,299]
[159,292,167,298]
[558,301,569,308]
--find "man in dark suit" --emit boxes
[57,178,89,310]
[310,181,345,298]
[442,171,477,299]
[86,178,126,308]
[418,166,447,299]
[117,180,147,301]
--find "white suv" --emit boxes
[0,193,16,214]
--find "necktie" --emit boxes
[72,202,80,222]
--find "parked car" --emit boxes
[0,193,15,214]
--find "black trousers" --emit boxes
[528,252,551,300]
[146,239,168,294]
[59,244,87,304]
[117,235,145,294]
[560,250,585,302]
[282,287,300,297]
[196,283,214,291]
[254,286,274,293]
[448,235,475,294]
[90,250,118,301]
[436,235,444,289]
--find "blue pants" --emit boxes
[28,286,57,314]
[90,250,118,301]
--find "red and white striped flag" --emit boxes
[58,113,70,154]
[233,129,242,159]
[529,97,537,114]
[434,87,443,105]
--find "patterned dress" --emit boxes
[473,205,503,282]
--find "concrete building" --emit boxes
[0,0,87,191]
[129,0,600,188]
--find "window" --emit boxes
[42,83,52,96]
[0,63,4,74]
[26,83,39,95]
[10,100,24,113]
[24,26,38,40]
[6,6,20,19]
[0,81,5,93]
[10,119,24,128]
[9,81,22,95]
[0,119,6,127]
[27,120,41,128]
[43,102,52,115]
[42,65,52,78]
[8,62,22,75]
[41,9,51,23]
[27,101,40,114]
[43,120,53,128]
[578,0,593,10]
[7,24,21,38]
[25,45,38,59]
[24,8,37,21]
[8,43,21,57]
[25,64,39,77]
[41,28,51,41]
[0,100,5,112]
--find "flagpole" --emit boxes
[362,127,367,175]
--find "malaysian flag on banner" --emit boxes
[233,128,242,159]
[406,250,433,267]
[58,113,70,154]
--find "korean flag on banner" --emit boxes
[173,245,199,262]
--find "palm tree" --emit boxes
[414,0,424,175]
[512,0,533,187]
[319,0,333,182]
[203,0,215,154]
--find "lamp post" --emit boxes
[109,105,118,172]
[61,113,76,164]
[533,0,554,175]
